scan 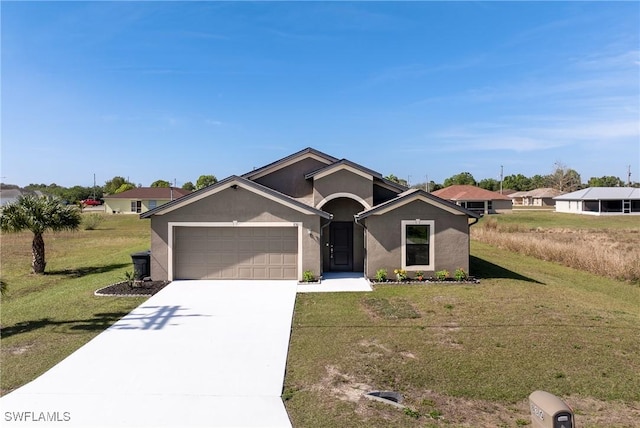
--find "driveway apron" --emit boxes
[0,280,297,427]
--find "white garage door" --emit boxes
[174,227,298,280]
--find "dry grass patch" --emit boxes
[473,214,640,283]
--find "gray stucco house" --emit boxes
[141,148,480,281]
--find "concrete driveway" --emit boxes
[0,281,297,427]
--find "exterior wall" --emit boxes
[105,198,171,214]
[148,186,321,281]
[555,199,640,216]
[363,200,471,278]
[253,157,328,204]
[104,199,134,214]
[373,183,401,206]
[493,199,513,214]
[313,169,373,209]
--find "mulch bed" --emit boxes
[95,280,171,297]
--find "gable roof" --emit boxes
[241,147,338,180]
[431,185,512,201]
[104,187,191,200]
[554,187,640,200]
[511,188,565,198]
[356,188,481,220]
[305,159,380,180]
[140,175,332,219]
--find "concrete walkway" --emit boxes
[0,281,298,427]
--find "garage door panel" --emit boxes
[174,227,298,280]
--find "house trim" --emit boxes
[167,221,303,281]
[401,219,435,271]
[317,192,372,210]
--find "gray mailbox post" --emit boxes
[529,390,574,428]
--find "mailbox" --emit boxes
[529,390,574,428]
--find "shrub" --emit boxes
[302,270,315,282]
[375,268,387,282]
[435,270,449,281]
[454,267,467,281]
[83,213,104,230]
[394,268,407,281]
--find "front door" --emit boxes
[330,222,353,271]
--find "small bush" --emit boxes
[83,213,104,230]
[302,270,315,282]
[454,267,467,281]
[375,268,387,282]
[394,268,407,280]
[435,270,449,281]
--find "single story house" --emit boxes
[104,187,191,214]
[554,187,640,215]
[431,185,512,215]
[141,148,480,281]
[511,188,564,207]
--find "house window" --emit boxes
[130,201,142,213]
[148,200,157,210]
[401,220,435,270]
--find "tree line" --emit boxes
[1,175,218,205]
[388,162,638,193]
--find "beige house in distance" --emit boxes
[510,188,564,207]
[104,187,191,214]
[431,185,512,215]
[141,148,480,282]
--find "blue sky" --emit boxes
[2,1,639,188]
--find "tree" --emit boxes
[104,176,134,195]
[587,176,624,187]
[530,174,548,189]
[478,178,499,191]
[549,162,582,192]
[502,174,532,191]
[0,195,81,274]
[196,175,218,190]
[385,174,409,187]
[443,172,476,187]
[182,182,195,191]
[150,180,171,188]
[115,183,136,193]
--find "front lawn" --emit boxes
[0,214,149,394]
[284,240,640,427]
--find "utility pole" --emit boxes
[499,165,504,194]
[628,165,632,186]
[425,175,429,192]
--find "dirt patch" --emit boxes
[3,343,34,356]
[95,280,170,296]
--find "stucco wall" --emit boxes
[363,200,471,278]
[313,169,373,209]
[104,199,134,214]
[148,186,322,281]
[492,199,513,214]
[253,157,328,203]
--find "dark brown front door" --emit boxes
[330,222,353,271]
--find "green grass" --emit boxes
[1,214,149,394]
[2,211,639,426]
[284,240,640,427]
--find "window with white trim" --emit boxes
[401,220,435,270]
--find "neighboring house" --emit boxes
[511,188,564,207]
[0,189,24,206]
[141,148,480,281]
[104,187,191,214]
[554,187,640,215]
[431,185,512,215]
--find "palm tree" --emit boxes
[0,195,82,274]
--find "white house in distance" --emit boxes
[554,187,640,215]
[103,187,191,214]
